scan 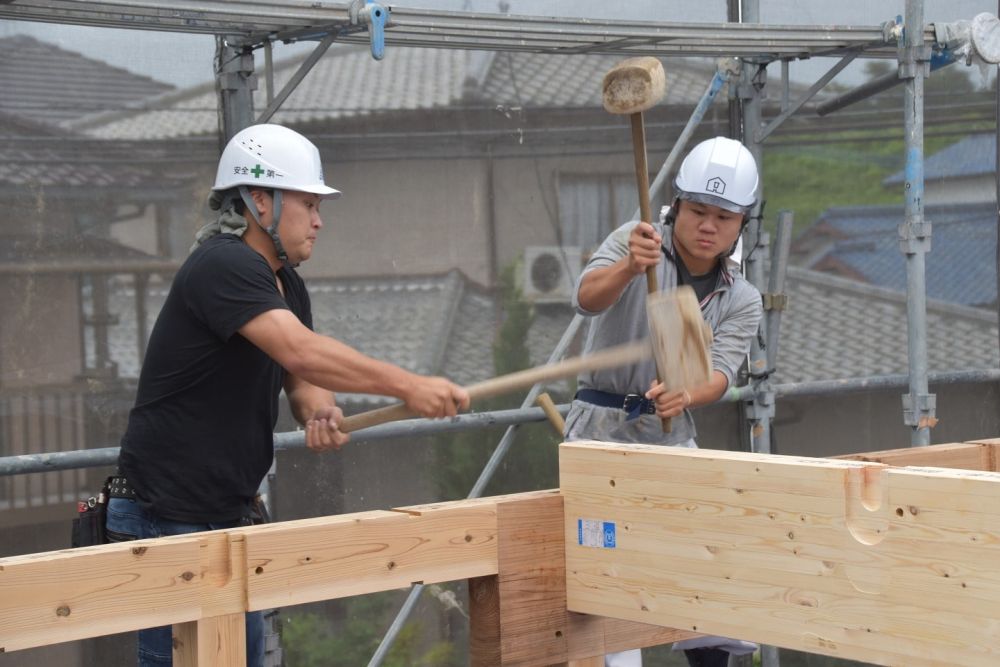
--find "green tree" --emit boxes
[433,261,564,501]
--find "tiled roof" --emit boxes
[0,34,174,127]
[884,133,995,184]
[773,266,998,384]
[0,233,156,262]
[72,47,729,140]
[797,203,997,307]
[96,265,997,405]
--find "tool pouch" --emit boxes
[242,495,272,526]
[71,477,111,547]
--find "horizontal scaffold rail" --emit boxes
[0,1,929,59]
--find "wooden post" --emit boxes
[173,613,245,667]
[469,575,502,667]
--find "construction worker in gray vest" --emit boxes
[566,136,762,667]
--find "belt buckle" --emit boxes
[621,393,643,412]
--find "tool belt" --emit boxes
[575,388,657,421]
[107,475,136,500]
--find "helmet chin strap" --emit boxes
[239,187,296,268]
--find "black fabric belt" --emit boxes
[107,475,136,500]
[575,388,656,420]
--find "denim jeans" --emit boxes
[106,497,265,667]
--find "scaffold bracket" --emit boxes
[902,392,937,428]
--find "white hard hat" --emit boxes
[212,124,341,199]
[673,136,758,213]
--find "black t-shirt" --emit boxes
[118,234,312,522]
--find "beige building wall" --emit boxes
[925,175,995,205]
[300,157,493,283]
[491,151,636,270]
[0,275,81,388]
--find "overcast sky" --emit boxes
[1,0,997,89]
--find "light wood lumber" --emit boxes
[560,440,1000,666]
[0,535,207,652]
[490,491,693,666]
[174,613,245,667]
[837,441,995,471]
[469,575,502,667]
[244,503,499,610]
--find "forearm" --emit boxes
[286,381,335,425]
[577,259,641,313]
[687,370,730,408]
[293,333,419,399]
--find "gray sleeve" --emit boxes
[711,282,763,388]
[572,220,648,316]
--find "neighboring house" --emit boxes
[791,203,997,308]
[0,36,189,389]
[883,133,996,205]
[68,44,748,285]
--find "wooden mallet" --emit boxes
[602,56,671,429]
[337,290,712,435]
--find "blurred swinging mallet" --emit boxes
[337,290,712,435]
[602,56,671,430]
[339,340,651,433]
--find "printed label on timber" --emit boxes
[578,518,616,548]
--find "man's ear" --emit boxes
[249,188,270,216]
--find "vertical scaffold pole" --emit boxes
[900,0,935,446]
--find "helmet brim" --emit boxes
[297,184,342,200]
[676,190,752,214]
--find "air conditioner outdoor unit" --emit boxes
[522,245,583,303]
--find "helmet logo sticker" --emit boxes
[250,164,265,178]
[706,177,726,195]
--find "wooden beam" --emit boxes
[837,441,996,471]
[0,535,208,652]
[244,502,499,610]
[560,440,1000,667]
[0,493,534,653]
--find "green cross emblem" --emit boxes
[250,164,265,178]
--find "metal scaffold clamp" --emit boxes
[349,0,391,60]
[903,392,938,429]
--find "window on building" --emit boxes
[557,173,666,251]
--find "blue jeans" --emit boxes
[106,497,265,667]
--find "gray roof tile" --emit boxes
[0,34,173,127]
[798,203,997,307]
[97,265,997,406]
[73,47,730,140]
[885,133,995,184]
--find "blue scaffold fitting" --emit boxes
[362,1,390,61]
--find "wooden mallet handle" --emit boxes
[339,341,649,434]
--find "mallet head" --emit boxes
[602,56,666,115]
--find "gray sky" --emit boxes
[1,1,996,89]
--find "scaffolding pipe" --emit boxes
[5,366,999,478]
[0,406,564,477]
[765,211,793,371]
[723,368,1000,402]
[367,313,585,667]
[996,0,1000,377]
[215,35,256,143]
[816,52,954,117]
[901,0,935,446]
